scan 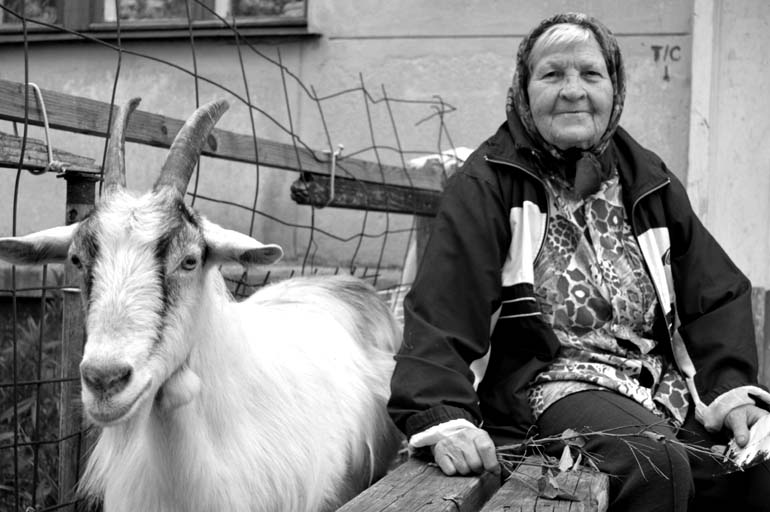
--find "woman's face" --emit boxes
[527,34,614,150]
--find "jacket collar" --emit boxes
[483,110,542,170]
[612,126,671,202]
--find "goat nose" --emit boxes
[81,363,132,395]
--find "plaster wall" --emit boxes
[0,0,697,272]
[699,0,770,288]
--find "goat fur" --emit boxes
[80,268,402,512]
[0,98,404,511]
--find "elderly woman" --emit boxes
[388,12,770,512]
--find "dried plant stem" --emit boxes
[495,422,731,479]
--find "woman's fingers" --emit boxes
[461,443,484,473]
[434,439,468,475]
[473,432,501,473]
[432,428,500,475]
[435,450,458,475]
[725,404,769,447]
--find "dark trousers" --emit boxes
[536,390,770,512]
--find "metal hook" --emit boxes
[323,143,344,207]
[26,82,67,175]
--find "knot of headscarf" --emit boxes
[506,12,626,198]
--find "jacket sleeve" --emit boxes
[387,160,511,439]
[665,172,763,424]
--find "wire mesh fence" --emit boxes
[0,1,464,509]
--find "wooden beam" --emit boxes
[338,458,501,512]
[0,131,101,174]
[288,148,462,216]
[290,173,441,216]
[0,79,443,191]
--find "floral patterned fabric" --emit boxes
[527,173,691,426]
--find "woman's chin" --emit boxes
[551,135,597,151]
[544,123,601,151]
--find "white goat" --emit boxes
[0,99,403,512]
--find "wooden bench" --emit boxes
[341,283,768,512]
[339,456,609,512]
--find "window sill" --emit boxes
[0,21,320,44]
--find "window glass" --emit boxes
[0,0,308,35]
[0,0,59,24]
[109,0,188,21]
[231,0,305,18]
[103,0,306,22]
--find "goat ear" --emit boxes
[201,218,283,267]
[0,224,78,265]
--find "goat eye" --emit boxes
[181,256,198,271]
[70,254,83,269]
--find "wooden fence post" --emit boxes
[57,170,98,510]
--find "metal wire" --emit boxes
[0,1,460,509]
[25,83,65,175]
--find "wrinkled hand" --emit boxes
[431,427,500,476]
[724,404,769,448]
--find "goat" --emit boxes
[0,98,403,512]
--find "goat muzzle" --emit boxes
[81,361,133,397]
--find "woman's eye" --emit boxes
[181,256,198,271]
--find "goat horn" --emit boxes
[155,99,230,196]
[104,97,141,195]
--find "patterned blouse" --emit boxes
[527,172,690,426]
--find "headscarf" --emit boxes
[506,13,626,197]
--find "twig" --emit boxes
[495,422,731,480]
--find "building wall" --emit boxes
[5,0,766,287]
[688,0,770,289]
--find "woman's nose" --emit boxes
[559,76,586,100]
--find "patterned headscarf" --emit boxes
[506,13,626,196]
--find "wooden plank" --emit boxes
[338,458,501,512]
[289,173,441,216]
[0,79,443,191]
[480,458,608,512]
[0,131,101,174]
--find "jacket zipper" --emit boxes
[629,179,671,235]
[629,178,673,340]
[484,155,551,262]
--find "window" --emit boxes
[0,0,311,42]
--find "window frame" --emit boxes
[0,0,316,44]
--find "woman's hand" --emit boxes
[724,404,769,447]
[431,427,500,476]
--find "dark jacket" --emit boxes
[388,112,758,442]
